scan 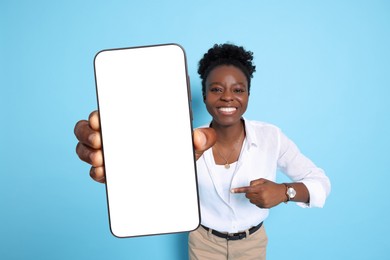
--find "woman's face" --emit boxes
[204,65,249,127]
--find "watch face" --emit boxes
[287,187,296,199]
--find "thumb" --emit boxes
[193,127,216,160]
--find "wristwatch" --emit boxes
[284,184,296,202]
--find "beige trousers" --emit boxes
[188,225,268,260]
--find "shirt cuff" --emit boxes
[297,179,330,208]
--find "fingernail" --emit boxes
[194,130,206,148]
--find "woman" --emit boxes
[75,43,331,260]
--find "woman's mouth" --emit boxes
[218,107,237,114]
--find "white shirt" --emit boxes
[210,161,238,204]
[196,119,331,233]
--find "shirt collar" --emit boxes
[205,118,260,150]
[242,118,259,150]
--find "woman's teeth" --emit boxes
[219,107,236,112]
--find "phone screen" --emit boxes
[94,44,199,238]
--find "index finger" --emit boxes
[88,110,100,131]
[231,186,253,194]
[74,115,101,150]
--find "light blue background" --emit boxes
[1,1,389,259]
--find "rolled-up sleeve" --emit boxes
[277,130,331,208]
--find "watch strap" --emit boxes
[283,183,289,203]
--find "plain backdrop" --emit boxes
[1,1,389,259]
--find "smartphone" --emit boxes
[94,44,199,238]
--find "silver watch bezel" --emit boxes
[286,186,297,200]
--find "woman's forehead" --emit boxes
[207,65,247,82]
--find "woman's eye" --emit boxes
[210,87,223,93]
[233,88,245,93]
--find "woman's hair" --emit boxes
[198,43,256,97]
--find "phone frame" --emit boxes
[93,43,200,238]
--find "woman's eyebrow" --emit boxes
[207,82,224,87]
[207,81,246,87]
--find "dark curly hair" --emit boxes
[198,43,256,98]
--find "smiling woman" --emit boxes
[189,43,331,260]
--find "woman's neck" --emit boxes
[211,119,245,145]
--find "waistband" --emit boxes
[201,222,263,241]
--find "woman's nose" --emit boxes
[220,89,233,101]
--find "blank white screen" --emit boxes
[94,44,199,238]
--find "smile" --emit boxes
[218,107,237,113]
